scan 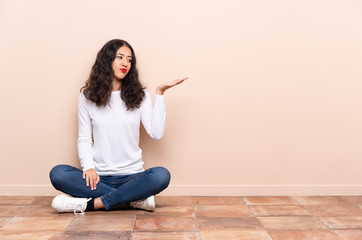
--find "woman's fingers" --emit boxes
[83,169,99,190]
[89,177,92,190]
[89,173,95,190]
[97,175,100,184]
[177,77,188,83]
[92,175,97,190]
[169,77,187,87]
[157,77,188,94]
[86,173,90,187]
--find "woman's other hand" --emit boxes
[156,77,188,95]
[82,168,100,190]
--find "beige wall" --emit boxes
[1,0,361,196]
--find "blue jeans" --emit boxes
[49,164,171,210]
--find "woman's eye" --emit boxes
[117,56,122,59]
[128,59,132,62]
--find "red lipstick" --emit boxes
[121,68,127,73]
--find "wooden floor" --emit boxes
[0,196,362,239]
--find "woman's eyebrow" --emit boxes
[116,53,132,58]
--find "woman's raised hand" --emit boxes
[82,168,100,191]
[156,77,188,95]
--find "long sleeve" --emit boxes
[75,89,165,176]
[77,93,94,171]
[140,90,166,140]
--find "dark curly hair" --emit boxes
[81,39,145,110]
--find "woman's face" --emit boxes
[112,45,132,81]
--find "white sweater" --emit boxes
[77,89,165,176]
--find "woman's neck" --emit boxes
[112,79,122,92]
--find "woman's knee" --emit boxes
[49,164,71,186]
[151,167,171,189]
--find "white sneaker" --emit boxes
[130,195,156,212]
[51,194,91,214]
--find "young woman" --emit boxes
[49,39,186,214]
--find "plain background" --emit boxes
[0,0,361,196]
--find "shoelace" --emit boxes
[74,198,92,215]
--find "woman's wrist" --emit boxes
[156,88,164,95]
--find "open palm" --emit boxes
[156,77,188,95]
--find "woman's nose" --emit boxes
[122,61,128,67]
